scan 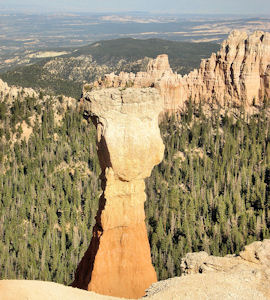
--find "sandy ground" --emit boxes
[1,274,269,300]
[0,280,123,300]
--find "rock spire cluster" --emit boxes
[91,30,270,109]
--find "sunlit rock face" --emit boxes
[184,30,270,107]
[72,87,164,299]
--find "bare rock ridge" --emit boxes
[90,30,270,109]
[180,239,270,277]
[145,239,270,300]
[72,88,165,298]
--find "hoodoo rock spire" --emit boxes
[72,88,164,298]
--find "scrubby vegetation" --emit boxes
[72,38,219,74]
[0,92,269,283]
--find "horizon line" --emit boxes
[0,9,270,17]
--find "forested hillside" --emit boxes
[0,91,269,283]
[146,104,270,279]
[0,93,100,283]
[0,38,218,98]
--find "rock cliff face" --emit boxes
[90,30,270,109]
[72,88,164,298]
[185,30,270,107]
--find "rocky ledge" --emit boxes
[146,239,270,300]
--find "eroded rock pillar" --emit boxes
[72,88,164,298]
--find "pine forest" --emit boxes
[0,92,269,283]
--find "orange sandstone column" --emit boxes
[72,87,164,298]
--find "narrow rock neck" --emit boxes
[99,168,147,231]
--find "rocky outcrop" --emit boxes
[145,239,270,300]
[88,54,186,111]
[0,78,38,100]
[72,88,164,298]
[180,239,270,276]
[0,79,76,111]
[90,30,270,109]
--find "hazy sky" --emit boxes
[0,0,270,15]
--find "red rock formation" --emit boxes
[72,88,164,298]
[91,30,270,110]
